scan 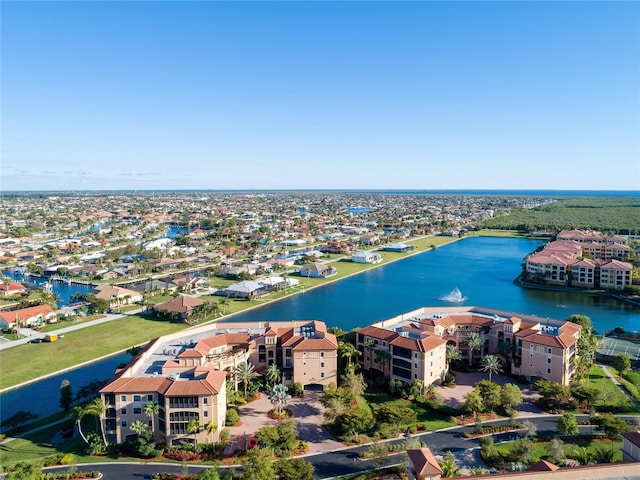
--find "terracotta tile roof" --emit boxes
[0,304,54,323]
[407,448,443,476]
[358,325,399,342]
[294,337,338,351]
[600,259,633,271]
[154,295,204,314]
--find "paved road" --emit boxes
[42,415,624,480]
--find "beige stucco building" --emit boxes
[358,306,580,386]
[100,319,338,446]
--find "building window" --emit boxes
[382,342,386,347]
[133,395,141,402]
[321,352,324,357]
[548,358,552,364]
[321,372,325,378]
[415,363,418,369]
[121,421,127,428]
[147,394,153,401]
[120,395,126,402]
[121,408,127,414]
[203,411,208,418]
[547,368,551,374]
[548,348,552,354]
[133,408,142,415]
[414,353,418,359]
[285,349,292,357]
[203,398,208,405]
[321,362,324,368]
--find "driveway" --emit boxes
[435,371,542,415]
[226,391,342,455]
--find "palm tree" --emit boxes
[69,405,88,444]
[187,418,200,445]
[269,384,291,414]
[497,340,515,372]
[84,397,108,446]
[265,363,281,389]
[144,401,160,439]
[235,361,259,399]
[339,341,360,370]
[130,419,149,436]
[217,297,229,315]
[480,355,503,382]
[445,344,461,371]
[204,420,218,444]
[374,349,391,376]
[365,338,377,371]
[465,332,484,367]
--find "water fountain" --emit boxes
[440,287,468,303]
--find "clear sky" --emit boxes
[2,1,639,192]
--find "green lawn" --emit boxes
[492,438,623,465]
[0,316,187,389]
[362,392,456,431]
[586,365,636,411]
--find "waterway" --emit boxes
[1,236,639,423]
[1,271,92,306]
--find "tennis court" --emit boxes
[597,335,640,367]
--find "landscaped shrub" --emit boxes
[623,370,640,387]
[618,378,640,403]
[164,450,203,462]
[225,408,240,426]
[59,453,75,465]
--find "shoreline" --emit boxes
[0,235,462,394]
[514,274,640,308]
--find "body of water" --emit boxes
[2,236,638,423]
[227,237,639,333]
[2,270,92,306]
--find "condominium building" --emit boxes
[357,306,580,386]
[100,320,337,446]
[525,230,634,291]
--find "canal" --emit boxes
[1,236,638,423]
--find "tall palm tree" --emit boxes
[84,397,107,446]
[69,405,88,444]
[217,297,229,315]
[445,344,461,371]
[497,340,515,372]
[374,349,391,376]
[365,338,377,371]
[144,401,160,439]
[187,418,200,445]
[204,420,218,444]
[480,355,503,382]
[235,361,259,399]
[465,332,484,367]
[265,363,281,389]
[339,341,360,370]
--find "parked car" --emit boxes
[247,436,258,449]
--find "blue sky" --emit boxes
[2,1,639,191]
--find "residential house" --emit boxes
[351,251,383,264]
[0,281,27,297]
[383,242,414,252]
[299,263,337,278]
[0,304,56,329]
[153,295,205,321]
[224,280,269,299]
[407,447,443,480]
[91,284,143,307]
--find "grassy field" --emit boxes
[586,365,636,411]
[361,392,457,431]
[0,316,187,390]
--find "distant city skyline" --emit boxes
[2,1,639,192]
